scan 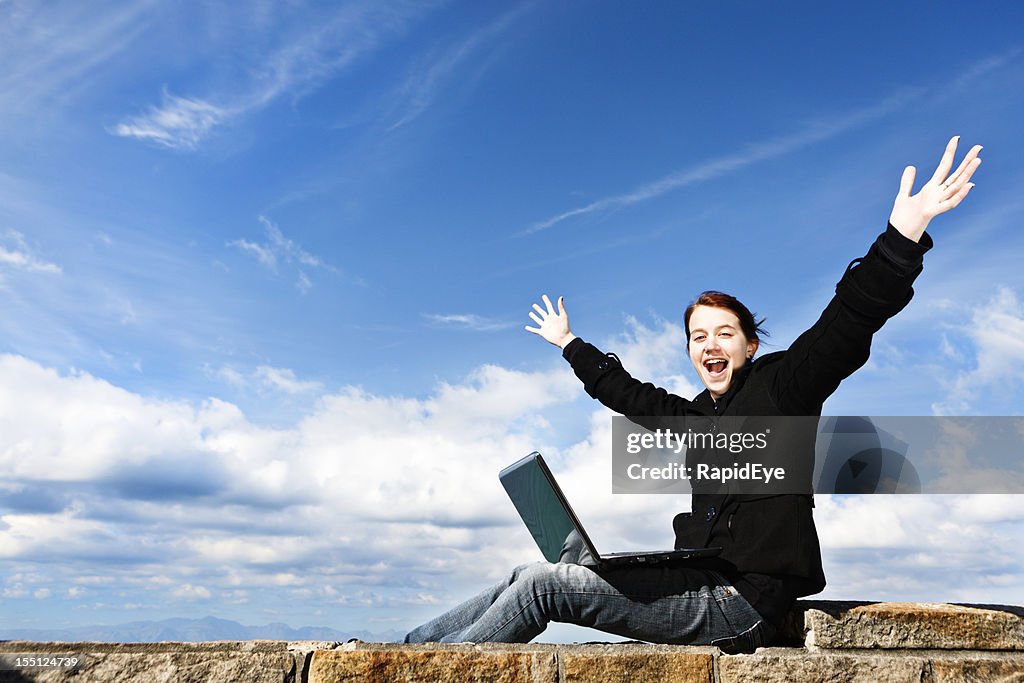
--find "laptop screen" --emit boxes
[499,452,599,564]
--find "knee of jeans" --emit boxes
[511,561,562,590]
[508,561,546,584]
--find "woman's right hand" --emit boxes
[525,294,577,349]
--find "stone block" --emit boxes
[558,644,714,683]
[0,641,302,682]
[309,642,558,683]
[719,648,931,683]
[719,647,1024,682]
[929,652,1024,682]
[796,601,1024,651]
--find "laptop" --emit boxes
[499,452,721,569]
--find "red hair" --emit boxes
[684,291,768,345]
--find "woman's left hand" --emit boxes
[889,136,983,242]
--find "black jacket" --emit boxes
[563,223,932,623]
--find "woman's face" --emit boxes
[687,305,759,399]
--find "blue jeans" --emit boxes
[403,562,774,652]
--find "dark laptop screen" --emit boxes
[499,452,594,563]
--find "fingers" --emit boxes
[943,145,983,188]
[528,295,565,325]
[941,157,982,200]
[898,166,916,197]
[936,181,975,214]
[963,154,982,182]
[526,295,571,345]
[930,135,960,184]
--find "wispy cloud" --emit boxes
[524,49,1020,236]
[254,366,323,395]
[110,91,231,151]
[171,584,211,600]
[388,2,536,131]
[229,215,341,293]
[523,89,922,235]
[111,1,439,150]
[0,0,156,121]
[217,364,324,396]
[0,230,61,274]
[423,313,519,332]
[943,47,1023,95]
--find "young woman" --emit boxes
[404,137,982,651]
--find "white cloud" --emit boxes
[230,238,277,270]
[0,510,116,561]
[258,216,328,269]
[0,314,1021,632]
[932,287,1024,414]
[525,90,920,234]
[213,363,322,395]
[0,348,584,589]
[949,495,1024,524]
[109,1,438,150]
[2,584,27,598]
[388,3,535,131]
[73,576,115,586]
[229,215,341,291]
[296,271,313,294]
[0,230,61,274]
[0,354,239,482]
[607,315,701,399]
[253,366,323,395]
[423,313,518,332]
[815,494,1024,603]
[172,584,211,600]
[524,50,1015,235]
[0,0,155,122]
[188,537,306,567]
[110,91,230,150]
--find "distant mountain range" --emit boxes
[0,616,404,643]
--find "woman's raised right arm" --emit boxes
[526,294,693,417]
[525,294,577,349]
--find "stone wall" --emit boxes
[2,601,1022,682]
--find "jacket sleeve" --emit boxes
[770,223,933,414]
[563,337,694,416]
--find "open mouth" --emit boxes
[704,359,728,377]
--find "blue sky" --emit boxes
[1,1,1023,641]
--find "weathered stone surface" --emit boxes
[719,648,1024,683]
[0,641,305,682]
[559,644,714,683]
[719,648,930,683]
[797,601,1024,651]
[929,652,1024,682]
[310,642,558,683]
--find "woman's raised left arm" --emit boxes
[772,138,984,413]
